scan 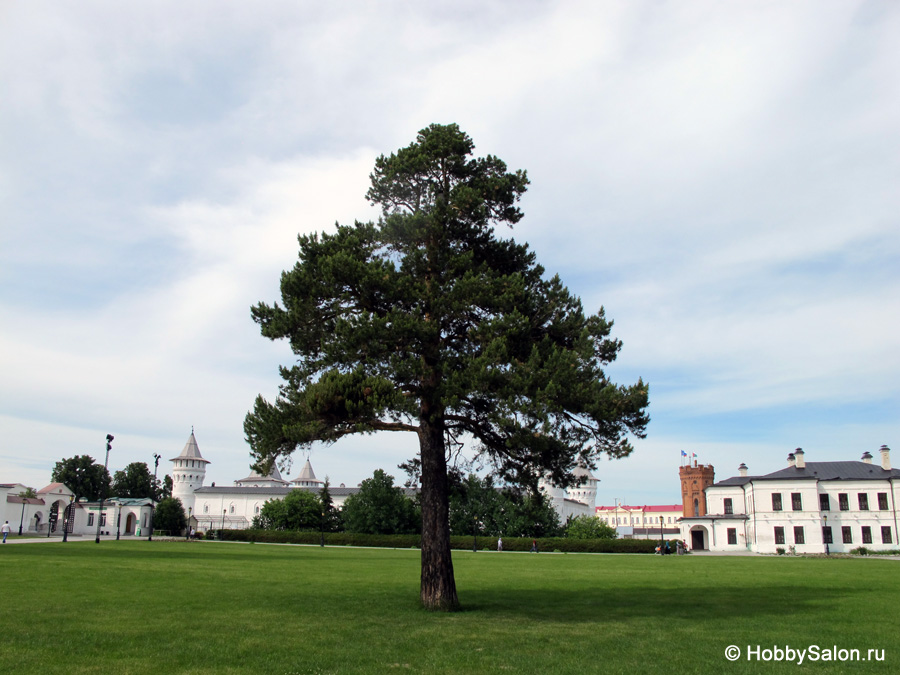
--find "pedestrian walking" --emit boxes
[2,521,10,543]
[497,537,503,552]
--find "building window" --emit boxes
[203,504,209,514]
[791,493,802,511]
[724,498,733,515]
[87,513,95,527]
[229,504,235,514]
[858,494,869,511]
[862,526,872,544]
[793,526,805,545]
[727,528,737,545]
[842,526,852,544]
[100,513,106,526]
[772,493,782,511]
[774,527,785,545]
[882,527,893,544]
[838,493,849,511]
[822,527,833,544]
[819,494,830,511]
[878,493,889,511]
[693,499,699,517]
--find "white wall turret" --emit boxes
[568,465,599,509]
[170,430,210,515]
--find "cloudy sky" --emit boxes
[2,1,898,506]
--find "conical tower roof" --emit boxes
[237,463,286,484]
[169,431,210,463]
[296,459,316,482]
[573,464,597,481]
[290,459,323,486]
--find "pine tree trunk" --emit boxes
[418,419,459,611]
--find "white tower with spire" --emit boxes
[170,429,210,515]
[290,458,323,489]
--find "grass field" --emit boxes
[1,540,897,674]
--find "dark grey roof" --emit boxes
[712,476,755,487]
[716,461,900,486]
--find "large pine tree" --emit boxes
[245,124,649,610]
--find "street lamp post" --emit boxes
[221,509,226,539]
[116,503,122,540]
[320,511,325,547]
[148,453,160,541]
[18,499,26,536]
[95,434,113,544]
[823,514,829,555]
[186,507,192,541]
[473,516,478,553]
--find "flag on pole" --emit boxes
[680,450,687,457]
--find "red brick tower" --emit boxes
[679,460,715,517]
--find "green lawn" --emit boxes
[1,541,896,674]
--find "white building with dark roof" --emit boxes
[176,431,371,532]
[680,446,899,553]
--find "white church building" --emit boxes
[680,446,899,554]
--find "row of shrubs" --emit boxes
[204,528,675,554]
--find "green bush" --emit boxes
[210,530,667,553]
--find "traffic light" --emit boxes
[106,434,114,452]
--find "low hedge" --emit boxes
[205,529,672,554]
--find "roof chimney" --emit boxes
[787,453,796,467]
[880,445,891,471]
[738,463,748,477]
[794,448,805,469]
[861,451,873,464]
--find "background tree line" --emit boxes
[51,455,173,502]
[248,467,617,540]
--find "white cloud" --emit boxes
[1,1,897,503]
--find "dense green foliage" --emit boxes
[244,123,649,609]
[253,489,323,531]
[565,514,618,539]
[51,455,111,502]
[111,462,155,499]
[341,470,419,535]
[319,478,342,532]
[160,474,173,500]
[448,473,561,537]
[2,542,897,674]
[152,497,187,535]
[216,528,666,553]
